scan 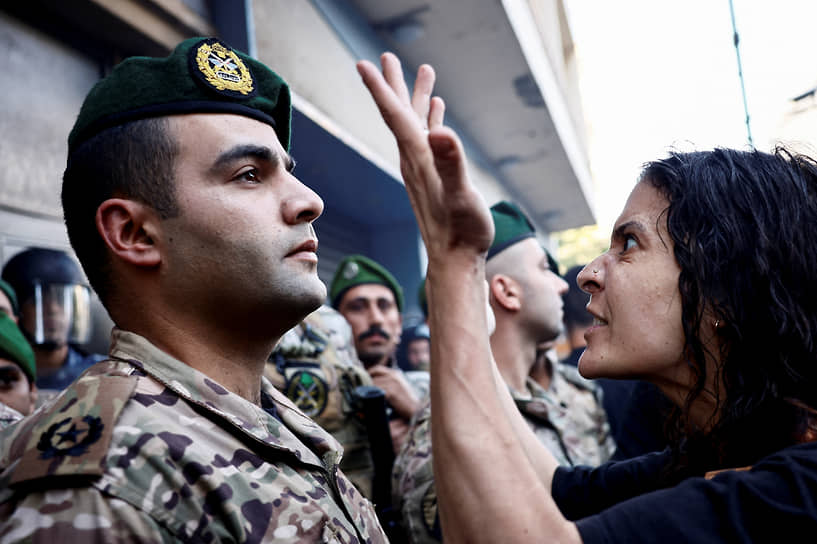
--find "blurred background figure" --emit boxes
[331,255,428,454]
[398,323,431,372]
[1,248,105,393]
[0,281,18,321]
[0,313,38,426]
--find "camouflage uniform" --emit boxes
[0,329,388,543]
[391,363,614,544]
[267,305,376,499]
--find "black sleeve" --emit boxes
[555,442,817,543]
[552,448,672,519]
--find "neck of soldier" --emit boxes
[489,317,538,395]
[116,303,294,406]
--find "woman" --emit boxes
[357,53,817,542]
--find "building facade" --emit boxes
[0,0,594,349]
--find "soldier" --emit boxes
[330,255,428,453]
[0,314,38,427]
[0,38,386,542]
[0,280,17,321]
[267,304,376,498]
[391,201,615,543]
[1,248,106,392]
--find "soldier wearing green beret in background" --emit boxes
[0,280,18,321]
[0,314,38,426]
[391,201,615,544]
[0,38,386,542]
[330,255,429,455]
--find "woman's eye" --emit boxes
[623,235,638,251]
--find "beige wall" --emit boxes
[0,12,99,219]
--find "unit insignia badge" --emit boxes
[285,370,329,417]
[192,39,255,97]
[37,415,104,459]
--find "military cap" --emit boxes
[0,280,18,316]
[487,201,537,259]
[330,255,404,312]
[68,37,291,154]
[0,314,36,383]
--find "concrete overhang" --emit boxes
[338,0,596,232]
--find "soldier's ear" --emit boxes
[489,274,521,312]
[96,198,161,268]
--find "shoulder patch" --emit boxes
[7,365,138,487]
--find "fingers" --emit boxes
[381,52,412,104]
[411,64,436,126]
[429,127,468,192]
[428,96,446,129]
[357,58,425,144]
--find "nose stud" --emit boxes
[593,269,599,274]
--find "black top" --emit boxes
[552,441,817,542]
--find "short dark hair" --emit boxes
[641,146,817,471]
[562,264,591,331]
[61,117,179,306]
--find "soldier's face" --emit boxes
[0,359,36,416]
[515,239,569,343]
[406,338,430,371]
[159,114,326,328]
[338,284,402,368]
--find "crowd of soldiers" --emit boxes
[0,37,637,541]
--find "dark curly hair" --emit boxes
[641,147,817,476]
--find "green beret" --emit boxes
[0,314,35,384]
[488,201,536,259]
[330,255,404,312]
[0,280,18,315]
[68,37,291,154]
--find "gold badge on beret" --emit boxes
[192,39,255,97]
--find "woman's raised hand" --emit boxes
[357,53,494,265]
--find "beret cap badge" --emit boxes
[343,262,360,280]
[191,39,256,98]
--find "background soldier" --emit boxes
[1,248,105,393]
[391,201,615,543]
[0,314,38,426]
[330,255,428,453]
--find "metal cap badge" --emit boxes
[190,39,257,98]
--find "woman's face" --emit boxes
[577,181,691,394]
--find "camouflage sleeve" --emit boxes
[0,487,170,543]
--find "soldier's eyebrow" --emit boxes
[209,144,279,173]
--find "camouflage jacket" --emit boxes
[391,363,615,544]
[267,305,376,499]
[0,329,388,543]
